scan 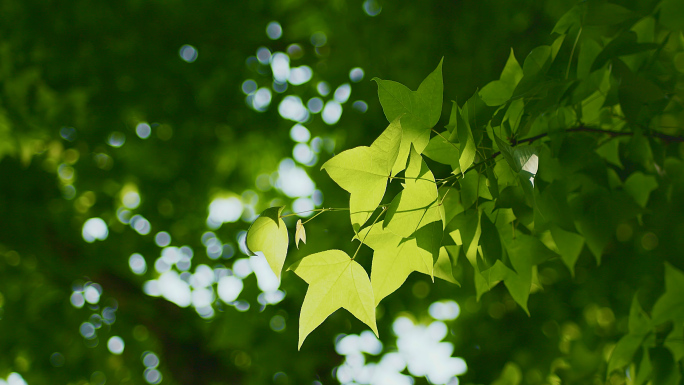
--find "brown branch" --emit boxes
[440,124,684,184]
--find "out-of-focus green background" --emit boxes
[1,0,681,384]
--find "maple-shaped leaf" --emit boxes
[500,232,557,314]
[322,118,402,231]
[479,49,523,106]
[295,219,306,249]
[246,206,288,279]
[384,145,440,238]
[358,219,444,305]
[289,250,378,349]
[373,59,443,175]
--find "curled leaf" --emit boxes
[246,206,288,280]
[295,219,307,249]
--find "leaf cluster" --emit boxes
[246,2,684,379]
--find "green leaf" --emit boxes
[511,45,554,99]
[495,134,518,172]
[447,210,481,267]
[475,260,513,300]
[608,334,646,375]
[537,181,576,232]
[623,172,658,208]
[384,146,440,238]
[374,59,443,175]
[457,104,477,173]
[549,225,584,275]
[246,206,289,280]
[607,296,652,374]
[650,347,681,385]
[439,187,464,227]
[423,131,460,169]
[479,49,523,106]
[577,39,602,79]
[500,232,557,314]
[491,362,523,385]
[658,0,684,30]
[322,118,402,231]
[552,5,582,35]
[651,263,684,325]
[460,171,492,209]
[585,2,635,26]
[360,220,443,304]
[434,247,459,285]
[664,321,684,362]
[595,137,623,168]
[289,249,378,349]
[628,295,651,336]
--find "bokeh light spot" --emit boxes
[136,122,151,139]
[322,101,342,125]
[107,336,125,354]
[82,218,109,243]
[266,21,282,40]
[352,100,368,113]
[363,0,382,16]
[350,67,365,82]
[334,83,352,103]
[179,45,198,63]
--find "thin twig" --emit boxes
[352,207,387,260]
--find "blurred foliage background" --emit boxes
[1,0,683,384]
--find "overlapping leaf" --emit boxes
[246,206,288,279]
[373,59,443,175]
[289,250,378,349]
[500,232,557,314]
[479,49,523,106]
[358,219,445,305]
[383,146,440,238]
[322,118,402,231]
[651,263,684,325]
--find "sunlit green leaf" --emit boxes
[359,220,443,304]
[434,247,459,285]
[460,171,492,209]
[322,118,402,231]
[246,206,288,279]
[457,104,476,172]
[384,146,440,238]
[479,49,523,106]
[374,59,443,175]
[423,131,460,169]
[289,249,378,349]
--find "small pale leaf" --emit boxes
[295,219,306,249]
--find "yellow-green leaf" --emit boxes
[384,146,440,238]
[289,250,378,349]
[359,220,443,305]
[246,206,288,280]
[373,59,443,175]
[322,118,402,231]
[295,219,306,249]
